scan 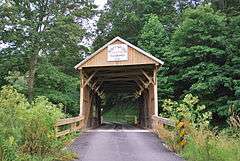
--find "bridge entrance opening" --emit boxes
[74,37,164,128]
[102,93,139,125]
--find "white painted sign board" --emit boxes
[107,44,128,61]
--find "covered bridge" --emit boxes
[74,37,164,128]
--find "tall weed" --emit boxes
[181,128,240,161]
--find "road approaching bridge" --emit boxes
[70,123,184,161]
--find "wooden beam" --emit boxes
[95,81,103,92]
[97,90,104,96]
[134,88,143,97]
[103,84,137,87]
[104,90,136,94]
[135,80,144,91]
[103,82,136,86]
[84,65,155,74]
[83,71,97,87]
[95,71,142,78]
[102,87,137,91]
[141,69,153,84]
[137,76,149,88]
[100,78,136,81]
[91,80,98,88]
[103,89,138,92]
[153,69,156,84]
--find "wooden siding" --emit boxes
[81,40,158,68]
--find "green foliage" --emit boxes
[0,0,95,56]
[3,63,80,116]
[35,63,80,116]
[220,107,240,138]
[210,0,240,16]
[162,94,212,128]
[160,94,240,161]
[159,4,240,124]
[4,71,28,94]
[0,86,75,161]
[0,0,95,103]
[93,0,177,49]
[138,14,169,58]
[21,97,63,155]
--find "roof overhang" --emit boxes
[74,36,164,70]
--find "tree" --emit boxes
[93,0,177,49]
[161,5,230,122]
[35,62,80,115]
[138,14,169,59]
[225,15,240,115]
[209,0,240,16]
[176,0,203,13]
[0,0,96,101]
[137,14,172,108]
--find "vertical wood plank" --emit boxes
[154,69,158,116]
[80,70,84,116]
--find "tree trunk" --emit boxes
[27,53,38,102]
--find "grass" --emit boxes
[154,125,181,152]
[154,125,240,161]
[181,128,240,161]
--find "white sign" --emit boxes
[107,44,128,61]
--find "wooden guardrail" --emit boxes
[152,115,176,128]
[152,115,188,148]
[55,116,84,137]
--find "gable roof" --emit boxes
[74,36,164,70]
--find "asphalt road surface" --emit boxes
[70,123,184,161]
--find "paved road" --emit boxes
[70,123,184,161]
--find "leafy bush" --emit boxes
[5,65,80,116]
[0,86,74,161]
[21,97,64,155]
[161,94,212,128]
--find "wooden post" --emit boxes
[154,69,158,116]
[143,90,149,127]
[85,86,92,127]
[97,95,102,126]
[80,70,84,116]
[71,122,77,132]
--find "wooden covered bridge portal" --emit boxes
[74,37,164,128]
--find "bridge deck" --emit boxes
[70,123,184,161]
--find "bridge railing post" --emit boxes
[55,116,85,137]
